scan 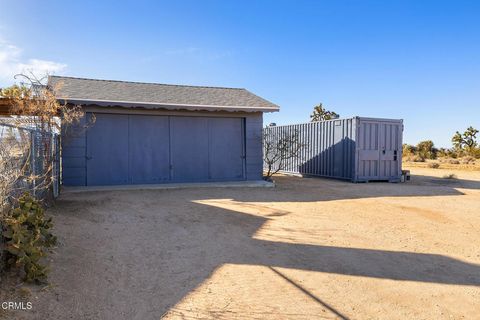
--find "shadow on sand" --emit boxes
[39,172,480,319]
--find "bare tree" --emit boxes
[263,128,305,179]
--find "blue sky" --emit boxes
[0,0,479,147]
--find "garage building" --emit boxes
[50,76,279,186]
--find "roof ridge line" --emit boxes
[49,75,246,91]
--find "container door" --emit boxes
[356,120,380,181]
[378,122,402,181]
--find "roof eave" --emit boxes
[58,98,280,113]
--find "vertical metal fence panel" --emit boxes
[263,117,403,182]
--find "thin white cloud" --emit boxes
[0,38,67,87]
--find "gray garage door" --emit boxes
[86,113,245,186]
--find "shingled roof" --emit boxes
[48,76,279,113]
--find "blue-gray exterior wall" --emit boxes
[245,113,263,180]
[61,107,264,186]
[62,115,87,186]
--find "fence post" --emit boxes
[31,131,36,198]
[52,133,55,198]
[52,133,59,198]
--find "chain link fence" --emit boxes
[0,122,60,270]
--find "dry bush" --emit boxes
[438,158,461,165]
[443,173,458,179]
[402,154,425,162]
[412,155,425,162]
[447,159,460,165]
[1,74,83,135]
[263,128,305,179]
[427,162,440,169]
[0,74,84,205]
[460,156,476,164]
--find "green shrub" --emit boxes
[416,140,437,160]
[2,193,57,283]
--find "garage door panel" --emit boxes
[209,118,244,180]
[170,117,209,182]
[86,113,129,186]
[129,115,170,184]
[85,114,246,185]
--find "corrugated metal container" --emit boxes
[263,117,403,182]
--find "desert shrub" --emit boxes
[1,193,57,283]
[449,152,459,159]
[443,173,457,179]
[439,158,461,164]
[437,148,449,158]
[416,140,437,160]
[470,147,480,159]
[412,155,425,162]
[428,162,440,169]
[460,156,476,164]
[402,144,416,157]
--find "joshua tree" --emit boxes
[452,126,478,154]
[310,103,339,122]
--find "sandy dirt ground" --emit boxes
[1,166,480,320]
